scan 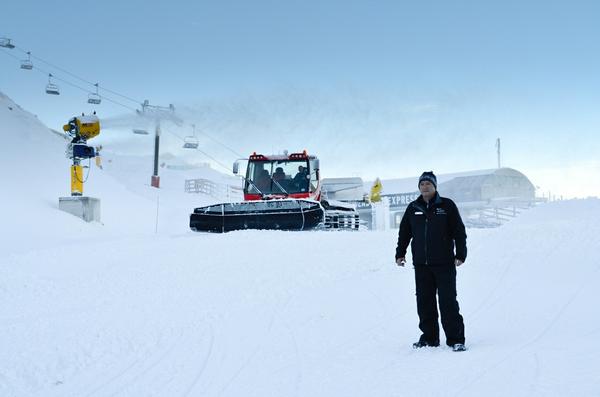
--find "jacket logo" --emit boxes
[414,211,423,215]
[435,208,447,215]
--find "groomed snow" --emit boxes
[1,92,599,396]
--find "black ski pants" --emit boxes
[414,264,465,346]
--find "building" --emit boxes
[361,168,536,229]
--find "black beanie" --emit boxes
[418,171,437,189]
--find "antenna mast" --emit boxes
[496,138,501,168]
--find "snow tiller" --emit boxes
[189,151,360,232]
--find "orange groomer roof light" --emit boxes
[249,152,267,160]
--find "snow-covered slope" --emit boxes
[2,199,599,397]
[1,93,599,396]
[0,91,236,253]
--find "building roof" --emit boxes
[366,168,531,195]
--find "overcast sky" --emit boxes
[1,0,599,198]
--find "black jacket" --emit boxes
[396,193,467,265]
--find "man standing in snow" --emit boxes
[395,171,467,352]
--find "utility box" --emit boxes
[59,196,101,222]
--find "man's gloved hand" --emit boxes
[396,257,406,267]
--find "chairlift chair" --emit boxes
[20,52,33,70]
[183,136,199,149]
[0,38,15,49]
[182,124,199,149]
[20,60,33,70]
[88,83,101,104]
[88,94,101,104]
[46,83,60,95]
[132,129,149,135]
[45,74,60,95]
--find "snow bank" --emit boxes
[0,91,235,254]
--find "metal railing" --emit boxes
[184,178,243,201]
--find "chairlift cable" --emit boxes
[13,46,243,155]
[5,44,240,175]
[0,47,20,61]
[36,64,137,111]
[97,85,142,106]
[161,127,234,175]
[192,148,235,175]
[5,45,241,161]
[1,48,137,111]
[4,40,242,160]
[194,127,244,158]
[13,44,143,105]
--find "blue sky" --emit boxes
[1,0,599,197]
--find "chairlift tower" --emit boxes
[137,100,181,188]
